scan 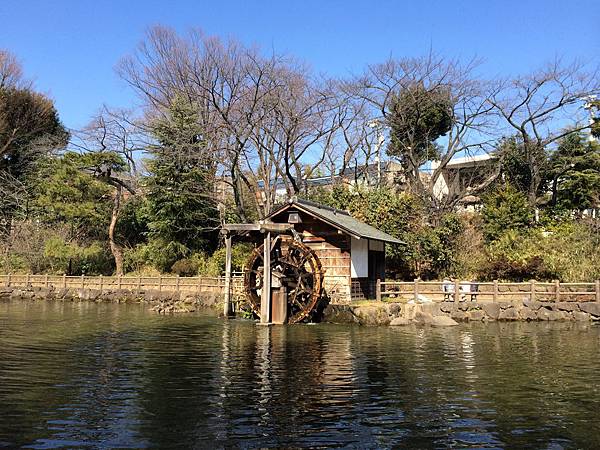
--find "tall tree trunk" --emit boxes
[230,164,247,222]
[526,142,544,208]
[109,185,124,275]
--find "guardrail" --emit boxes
[376,279,600,303]
[0,273,245,295]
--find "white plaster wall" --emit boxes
[351,237,368,278]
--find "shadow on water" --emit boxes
[0,300,599,448]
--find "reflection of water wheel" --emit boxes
[244,237,323,323]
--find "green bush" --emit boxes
[171,252,211,276]
[481,220,600,282]
[204,243,254,276]
[482,184,532,242]
[43,237,111,275]
[0,254,28,274]
[171,258,199,277]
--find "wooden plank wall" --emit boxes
[273,213,353,303]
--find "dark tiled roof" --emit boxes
[267,199,405,245]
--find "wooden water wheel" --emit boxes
[244,237,323,323]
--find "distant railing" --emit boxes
[376,279,600,303]
[0,273,245,295]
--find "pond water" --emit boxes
[1,300,599,449]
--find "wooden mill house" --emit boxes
[222,198,403,323]
[266,199,403,303]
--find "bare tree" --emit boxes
[118,26,354,219]
[0,49,26,90]
[71,111,139,275]
[489,59,600,206]
[347,54,499,216]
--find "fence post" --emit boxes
[596,280,600,303]
[376,279,382,302]
[158,275,162,292]
[6,273,11,287]
[454,279,460,303]
[80,274,84,289]
[117,275,122,290]
[413,278,419,302]
[63,274,67,289]
[493,280,498,302]
[555,280,560,302]
[26,273,31,287]
[176,275,180,293]
[197,276,202,293]
[137,276,141,292]
[99,275,103,294]
[530,280,536,302]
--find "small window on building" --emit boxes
[288,211,301,223]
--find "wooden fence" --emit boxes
[0,273,245,296]
[4,274,600,304]
[376,279,600,303]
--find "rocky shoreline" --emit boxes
[3,286,600,325]
[322,299,600,326]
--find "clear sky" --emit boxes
[1,0,598,130]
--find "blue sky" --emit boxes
[1,0,598,130]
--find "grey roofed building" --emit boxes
[265,198,405,245]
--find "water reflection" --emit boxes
[0,300,599,448]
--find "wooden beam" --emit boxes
[223,234,232,317]
[222,223,262,232]
[258,223,294,233]
[260,232,271,324]
[221,222,293,234]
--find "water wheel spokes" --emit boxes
[244,237,322,323]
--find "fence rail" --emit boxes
[376,279,600,303]
[0,273,245,295]
[4,274,600,304]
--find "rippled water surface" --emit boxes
[1,301,600,448]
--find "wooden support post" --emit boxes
[99,275,103,293]
[45,274,49,288]
[493,280,499,302]
[530,280,536,302]
[376,279,382,302]
[26,273,31,287]
[223,234,233,317]
[555,280,560,302]
[117,275,122,290]
[80,274,84,289]
[454,279,460,303]
[176,275,180,292]
[158,275,162,292]
[260,232,271,324]
[137,276,141,292]
[596,280,600,303]
[197,276,202,294]
[271,273,287,324]
[413,278,419,302]
[6,273,11,287]
[63,274,66,289]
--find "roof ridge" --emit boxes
[294,198,350,216]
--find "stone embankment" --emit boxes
[0,286,223,313]
[322,299,600,326]
[4,286,600,325]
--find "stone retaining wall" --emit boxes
[0,286,223,313]
[322,299,600,326]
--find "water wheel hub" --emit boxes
[244,237,323,323]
